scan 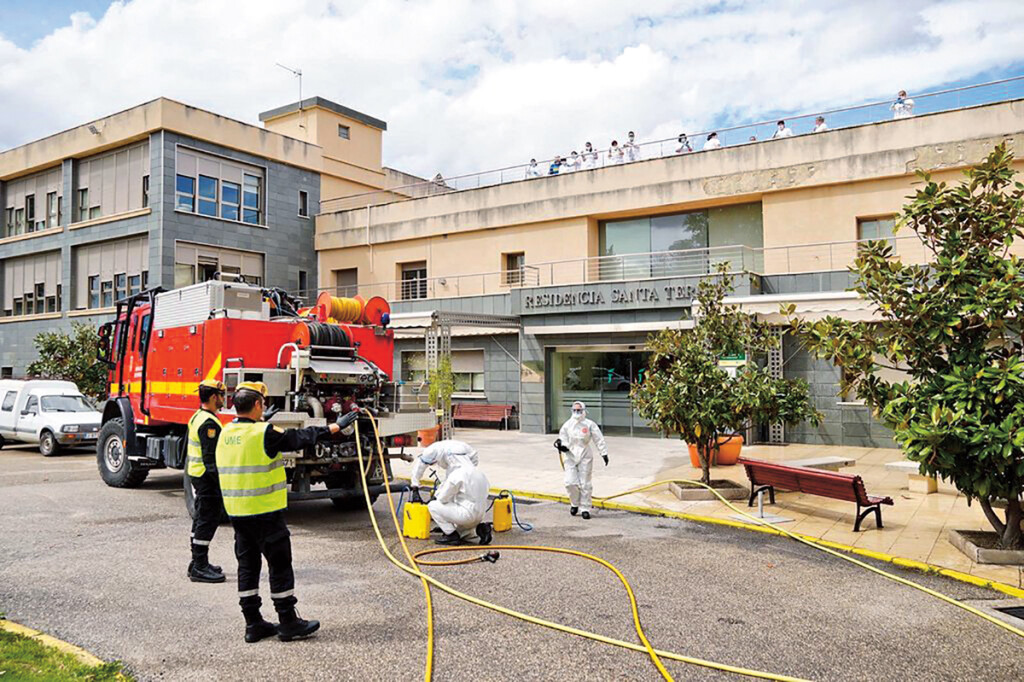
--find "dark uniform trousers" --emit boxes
[232,510,298,613]
[189,472,222,555]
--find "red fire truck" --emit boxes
[95,277,434,515]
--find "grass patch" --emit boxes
[0,629,129,681]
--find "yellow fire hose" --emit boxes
[355,415,808,682]
[591,481,1024,640]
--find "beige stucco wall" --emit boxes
[316,98,1024,285]
[318,216,590,296]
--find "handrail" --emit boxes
[319,74,1024,213]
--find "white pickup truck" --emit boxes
[0,380,102,456]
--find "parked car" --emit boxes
[0,380,102,456]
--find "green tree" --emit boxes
[789,144,1024,549]
[26,323,107,402]
[632,265,821,484]
[428,354,455,414]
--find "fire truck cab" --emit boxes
[95,278,434,515]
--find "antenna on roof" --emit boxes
[275,62,305,129]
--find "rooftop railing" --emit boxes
[319,75,1024,214]
[297,235,929,303]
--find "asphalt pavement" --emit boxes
[1,444,1023,681]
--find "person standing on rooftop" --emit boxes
[813,116,828,132]
[526,158,541,179]
[581,142,598,169]
[891,90,915,119]
[623,131,640,162]
[564,151,580,173]
[675,134,692,153]
[772,120,793,138]
[548,155,563,175]
[703,132,721,150]
[608,140,624,164]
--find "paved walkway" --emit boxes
[393,429,1024,589]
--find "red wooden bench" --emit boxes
[739,457,894,531]
[452,403,516,430]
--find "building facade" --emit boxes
[0,96,392,375]
[314,96,1024,447]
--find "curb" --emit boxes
[0,618,108,668]
[492,485,1024,599]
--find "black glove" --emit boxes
[336,409,359,430]
[263,404,280,422]
[602,455,609,466]
[553,438,569,454]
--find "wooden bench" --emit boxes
[739,457,894,532]
[452,403,516,430]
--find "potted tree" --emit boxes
[632,265,820,488]
[791,145,1024,559]
[421,354,455,445]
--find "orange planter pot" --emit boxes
[417,426,440,447]
[687,434,744,467]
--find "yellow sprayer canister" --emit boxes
[492,496,512,532]
[403,502,431,540]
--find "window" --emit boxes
[174,242,264,289]
[14,208,24,235]
[100,280,113,308]
[23,288,33,315]
[298,190,309,218]
[74,142,149,222]
[334,268,358,297]
[89,206,101,220]
[34,283,45,314]
[338,124,350,139]
[142,175,149,208]
[13,298,23,316]
[129,274,142,297]
[176,175,195,212]
[298,270,308,294]
[198,175,218,217]
[24,396,38,415]
[858,216,896,244]
[114,273,127,303]
[0,367,12,379]
[88,276,100,309]
[25,195,35,232]
[3,208,12,237]
[46,192,58,228]
[503,252,525,286]
[57,196,63,226]
[221,181,240,221]
[174,264,196,288]
[2,391,16,411]
[242,174,261,225]
[77,189,89,221]
[400,261,428,300]
[402,350,485,394]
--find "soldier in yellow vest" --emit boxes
[186,379,227,584]
[216,381,358,643]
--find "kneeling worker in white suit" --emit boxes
[557,401,609,519]
[409,439,493,545]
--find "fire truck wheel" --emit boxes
[97,419,149,488]
[39,430,60,457]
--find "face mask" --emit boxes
[572,410,584,421]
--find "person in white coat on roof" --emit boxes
[409,439,492,545]
[556,401,608,519]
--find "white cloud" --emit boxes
[1,0,1023,187]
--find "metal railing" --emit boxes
[319,75,1024,213]
[297,235,930,303]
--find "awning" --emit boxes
[723,291,878,323]
[387,311,520,338]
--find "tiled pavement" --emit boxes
[391,428,1024,589]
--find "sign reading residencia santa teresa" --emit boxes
[521,283,697,312]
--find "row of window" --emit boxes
[7,283,62,317]
[175,173,262,224]
[86,272,149,310]
[3,192,63,238]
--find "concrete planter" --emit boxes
[948,529,1024,565]
[670,479,748,502]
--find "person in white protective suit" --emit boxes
[409,439,492,545]
[556,401,608,519]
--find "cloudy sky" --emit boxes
[1,0,1023,181]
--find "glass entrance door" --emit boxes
[548,349,653,436]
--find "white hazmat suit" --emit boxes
[410,440,490,538]
[558,403,608,514]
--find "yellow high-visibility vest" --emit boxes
[186,409,220,478]
[215,421,287,517]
